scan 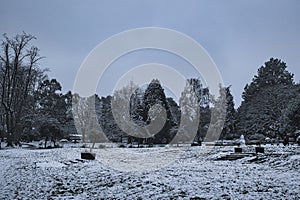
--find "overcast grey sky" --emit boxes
[1,0,299,106]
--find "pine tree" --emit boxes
[279,87,300,138]
[242,58,294,101]
[130,87,145,125]
[143,79,174,143]
[167,97,180,126]
[219,86,237,139]
[237,58,295,140]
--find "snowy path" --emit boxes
[0,145,299,199]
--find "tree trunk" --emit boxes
[6,133,14,147]
[44,137,48,148]
[1,33,43,147]
[82,129,86,143]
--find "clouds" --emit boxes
[0,0,299,106]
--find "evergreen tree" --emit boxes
[97,95,126,142]
[129,87,145,125]
[242,58,294,101]
[237,58,295,140]
[143,79,175,143]
[219,86,237,139]
[279,87,300,138]
[167,97,181,126]
[35,79,63,119]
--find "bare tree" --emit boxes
[0,32,43,146]
[72,94,90,143]
[72,94,108,149]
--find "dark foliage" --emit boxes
[237,58,296,140]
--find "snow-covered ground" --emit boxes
[0,144,299,199]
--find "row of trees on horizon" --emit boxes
[0,33,299,147]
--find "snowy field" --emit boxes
[0,144,299,199]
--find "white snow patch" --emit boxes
[0,145,299,199]
[36,161,65,168]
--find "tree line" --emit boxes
[0,33,74,147]
[1,33,299,147]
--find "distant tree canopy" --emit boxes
[72,58,299,144]
[1,33,299,147]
